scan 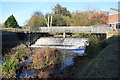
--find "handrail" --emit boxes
[0,25,110,33]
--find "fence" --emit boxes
[0,25,110,33]
[31,25,110,33]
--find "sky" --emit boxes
[0,1,119,26]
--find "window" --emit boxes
[116,23,120,29]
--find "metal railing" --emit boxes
[0,28,30,32]
[31,25,110,33]
[0,25,110,33]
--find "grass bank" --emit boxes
[64,35,119,78]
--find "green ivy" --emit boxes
[2,57,19,78]
[15,49,27,58]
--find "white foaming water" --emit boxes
[30,37,88,49]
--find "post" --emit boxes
[63,32,66,38]
[83,26,84,33]
[50,15,52,27]
[48,15,49,27]
[98,25,99,33]
[91,26,92,33]
[44,15,50,27]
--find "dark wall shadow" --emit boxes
[2,31,51,55]
[2,31,22,55]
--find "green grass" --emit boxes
[76,41,118,78]
[70,36,119,78]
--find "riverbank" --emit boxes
[1,30,119,79]
[60,35,119,79]
[2,31,44,55]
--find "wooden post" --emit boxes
[63,32,66,38]
[98,26,99,33]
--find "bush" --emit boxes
[38,71,49,78]
[32,46,59,69]
[85,35,102,56]
[54,32,62,35]
[2,54,19,78]
[85,35,117,57]
[2,44,31,78]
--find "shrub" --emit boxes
[2,54,19,78]
[38,71,49,78]
[88,35,101,45]
[54,32,62,35]
[32,46,59,69]
[85,35,101,56]
[2,44,30,78]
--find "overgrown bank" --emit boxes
[1,45,60,78]
[64,35,119,78]
[1,33,119,78]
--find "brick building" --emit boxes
[108,8,120,30]
[0,24,3,28]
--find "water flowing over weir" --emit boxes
[30,37,89,70]
[17,37,89,77]
[30,37,88,49]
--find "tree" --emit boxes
[52,14,70,26]
[73,12,91,26]
[4,15,19,28]
[53,4,72,17]
[89,19,102,25]
[27,11,46,27]
[91,13,108,24]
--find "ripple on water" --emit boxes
[69,48,85,54]
[18,70,34,78]
[0,60,2,65]
[60,48,85,71]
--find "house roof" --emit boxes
[111,8,120,11]
[109,8,120,15]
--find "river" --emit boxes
[18,37,89,78]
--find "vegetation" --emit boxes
[64,36,118,78]
[31,46,59,70]
[72,33,89,37]
[3,4,108,27]
[27,12,46,27]
[52,14,70,26]
[91,13,108,24]
[2,54,19,78]
[2,44,28,78]
[75,36,118,78]
[24,46,59,78]
[85,34,106,56]
[2,38,60,78]
[53,4,72,17]
[25,4,108,27]
[4,15,19,28]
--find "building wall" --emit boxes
[108,14,120,24]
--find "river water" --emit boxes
[18,37,88,78]
[59,48,85,71]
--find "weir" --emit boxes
[30,37,88,49]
